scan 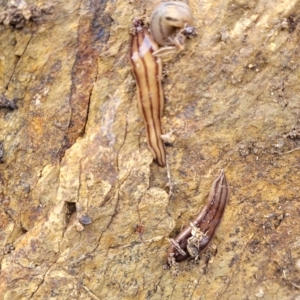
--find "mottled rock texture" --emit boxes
[1,0,300,299]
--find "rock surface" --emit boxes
[0,0,300,299]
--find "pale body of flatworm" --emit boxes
[130,20,166,167]
[167,170,229,263]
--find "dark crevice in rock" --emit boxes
[0,95,17,110]
[20,225,28,234]
[0,141,4,163]
[65,201,76,223]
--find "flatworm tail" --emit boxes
[167,170,229,262]
[130,21,166,167]
[196,169,229,249]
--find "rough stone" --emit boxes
[1,0,300,299]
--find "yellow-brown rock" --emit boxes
[1,0,300,299]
